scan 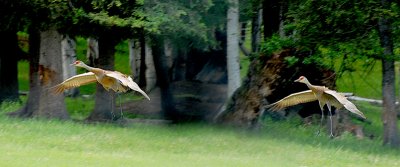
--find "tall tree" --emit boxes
[0,31,20,103]
[378,0,399,147]
[8,0,74,119]
[150,35,177,121]
[36,29,69,119]
[263,0,281,39]
[0,0,28,103]
[227,0,241,98]
[87,34,119,121]
[9,28,41,118]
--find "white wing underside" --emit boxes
[105,72,150,100]
[324,90,366,119]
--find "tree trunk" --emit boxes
[13,29,70,119]
[129,39,141,83]
[86,38,99,67]
[0,31,20,103]
[378,0,399,147]
[61,35,79,97]
[87,35,118,121]
[251,7,262,52]
[138,33,147,88]
[35,29,69,119]
[262,0,281,39]
[150,35,177,121]
[173,48,187,81]
[278,0,288,37]
[227,0,241,98]
[9,28,41,118]
[145,42,157,91]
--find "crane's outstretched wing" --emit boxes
[267,90,318,111]
[105,72,150,100]
[51,72,97,94]
[324,90,366,119]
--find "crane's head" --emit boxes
[71,60,85,67]
[294,76,308,83]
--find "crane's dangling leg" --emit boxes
[327,103,334,137]
[118,93,123,119]
[316,102,325,136]
[110,91,116,120]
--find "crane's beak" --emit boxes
[294,78,301,82]
[70,63,75,66]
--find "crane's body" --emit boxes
[52,60,150,100]
[267,76,366,119]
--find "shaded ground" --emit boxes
[122,81,227,121]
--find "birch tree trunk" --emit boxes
[378,0,399,148]
[145,43,157,91]
[36,29,68,119]
[227,0,241,98]
[61,35,78,97]
[86,38,99,67]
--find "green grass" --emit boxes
[0,101,399,166]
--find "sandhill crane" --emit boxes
[267,76,366,136]
[52,60,150,118]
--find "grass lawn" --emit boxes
[1,101,400,167]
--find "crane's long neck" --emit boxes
[79,63,95,71]
[302,78,314,90]
[79,63,103,75]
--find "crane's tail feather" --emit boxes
[136,89,150,100]
[344,104,366,119]
[127,76,150,100]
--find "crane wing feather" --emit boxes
[105,72,150,100]
[51,72,97,94]
[267,90,318,111]
[324,90,366,119]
